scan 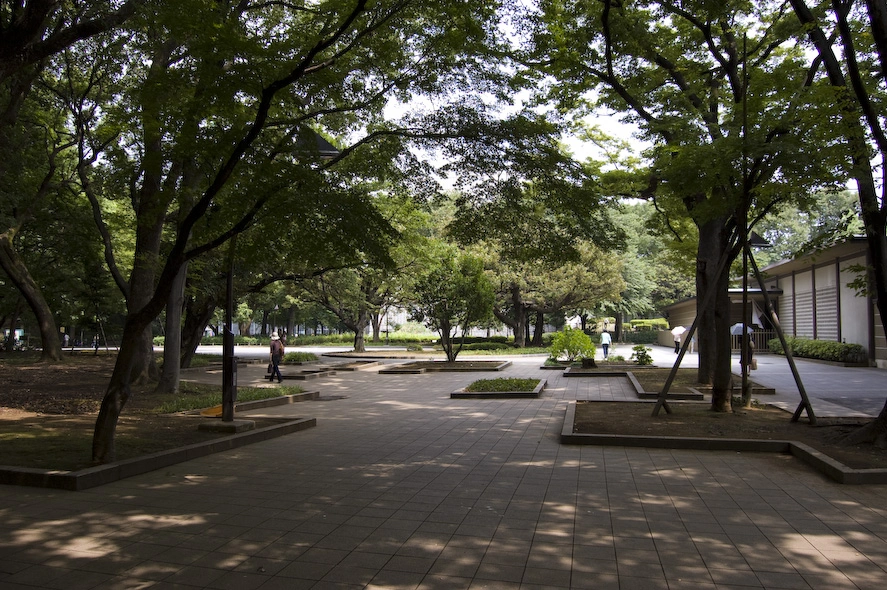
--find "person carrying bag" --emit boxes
[269,332,284,383]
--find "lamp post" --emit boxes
[218,131,338,422]
[222,236,237,422]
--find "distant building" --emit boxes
[663,238,886,367]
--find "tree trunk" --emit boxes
[92,316,145,463]
[286,307,296,341]
[791,0,887,441]
[531,311,545,346]
[371,311,382,342]
[493,284,527,348]
[126,267,160,384]
[352,329,366,352]
[3,300,25,351]
[696,217,734,412]
[261,309,270,336]
[614,312,624,342]
[439,319,457,362]
[155,262,187,394]
[180,291,217,369]
[0,229,62,360]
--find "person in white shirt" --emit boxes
[600,330,612,360]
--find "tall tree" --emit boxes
[408,250,494,362]
[68,0,524,463]
[525,0,847,410]
[789,0,887,445]
[0,1,142,361]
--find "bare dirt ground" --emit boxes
[573,403,886,470]
[2,355,885,472]
[0,354,281,471]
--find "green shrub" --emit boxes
[549,327,595,362]
[768,337,867,363]
[630,345,654,365]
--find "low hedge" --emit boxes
[624,330,659,344]
[768,336,867,364]
[461,342,513,351]
[629,318,668,331]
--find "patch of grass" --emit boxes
[153,381,304,414]
[283,351,319,363]
[464,378,540,392]
[187,354,221,367]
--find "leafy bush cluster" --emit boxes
[549,327,595,362]
[768,337,867,364]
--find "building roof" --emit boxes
[759,237,868,277]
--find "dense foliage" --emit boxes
[548,326,595,362]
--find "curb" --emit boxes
[0,394,321,491]
[560,401,887,485]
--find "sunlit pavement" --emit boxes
[1,346,886,589]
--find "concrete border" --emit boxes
[564,369,705,401]
[560,401,887,485]
[451,379,547,399]
[233,391,319,409]
[0,418,316,491]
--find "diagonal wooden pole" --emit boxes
[744,242,816,424]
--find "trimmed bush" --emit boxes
[768,337,867,364]
[462,342,512,351]
[624,330,659,344]
[629,318,668,331]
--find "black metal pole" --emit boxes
[222,238,237,422]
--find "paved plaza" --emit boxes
[1,345,886,589]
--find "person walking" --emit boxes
[269,332,284,383]
[600,330,612,360]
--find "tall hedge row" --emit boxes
[768,337,867,364]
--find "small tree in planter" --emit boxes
[408,252,494,362]
[630,345,653,366]
[549,326,596,365]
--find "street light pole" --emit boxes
[222,236,237,422]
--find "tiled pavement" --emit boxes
[1,348,886,589]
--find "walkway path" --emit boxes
[1,350,886,589]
